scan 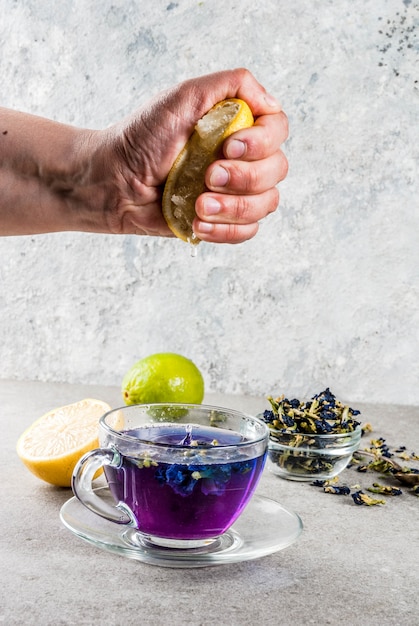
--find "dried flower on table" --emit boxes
[324,485,351,495]
[311,477,350,495]
[367,483,403,496]
[352,490,386,506]
[365,458,396,474]
[308,426,419,506]
[354,443,419,488]
[397,451,411,461]
[361,423,373,435]
[368,438,393,458]
[348,456,362,468]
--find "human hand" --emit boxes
[101,68,288,244]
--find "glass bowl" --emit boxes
[267,426,362,481]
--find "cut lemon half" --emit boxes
[162,98,254,244]
[16,398,112,487]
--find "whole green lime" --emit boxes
[122,353,205,406]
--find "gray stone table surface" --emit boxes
[1,379,418,626]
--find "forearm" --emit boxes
[0,108,110,235]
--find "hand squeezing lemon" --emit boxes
[162,98,254,244]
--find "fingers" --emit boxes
[181,68,283,122]
[193,99,288,244]
[232,68,283,117]
[155,69,283,169]
[206,110,288,195]
[206,149,288,195]
[197,187,279,224]
[194,187,279,244]
[223,111,289,162]
[194,220,260,245]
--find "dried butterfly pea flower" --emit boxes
[393,446,418,461]
[348,459,359,468]
[155,460,252,497]
[365,458,396,474]
[263,389,362,477]
[310,429,418,506]
[367,438,393,458]
[352,490,386,506]
[272,448,335,475]
[355,446,419,487]
[367,483,402,496]
[311,477,338,488]
[398,451,412,461]
[324,485,351,495]
[264,388,361,436]
[311,479,327,487]
[311,477,350,495]
[361,423,373,435]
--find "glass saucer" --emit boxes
[60,487,302,568]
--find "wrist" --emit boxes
[65,128,115,233]
[0,109,115,235]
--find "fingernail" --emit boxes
[209,165,229,188]
[195,221,214,233]
[225,139,246,159]
[264,92,281,108]
[203,197,221,215]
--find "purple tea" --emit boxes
[104,424,267,540]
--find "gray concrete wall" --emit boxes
[0,0,418,405]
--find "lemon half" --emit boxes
[16,398,111,487]
[162,98,254,244]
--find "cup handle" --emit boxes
[71,447,133,525]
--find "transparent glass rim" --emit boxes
[267,423,362,441]
[100,403,270,449]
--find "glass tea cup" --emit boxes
[72,403,269,549]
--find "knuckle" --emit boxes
[279,111,289,140]
[278,150,289,180]
[268,187,280,213]
[234,196,253,222]
[229,162,258,193]
[235,67,252,83]
[225,223,241,243]
[225,222,259,244]
[244,166,260,192]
